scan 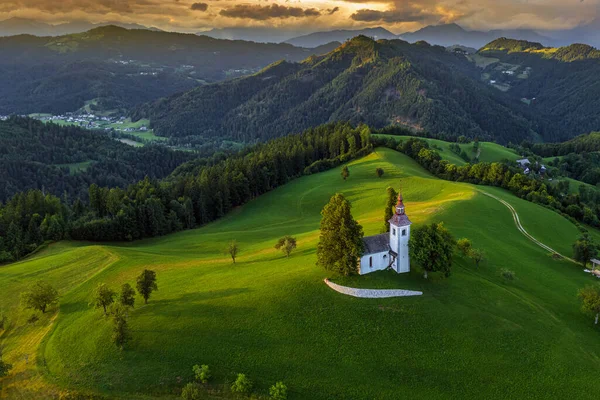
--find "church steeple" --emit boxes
[395,193,405,215]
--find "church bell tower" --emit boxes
[388,193,412,273]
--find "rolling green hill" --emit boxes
[133,36,538,145]
[1,147,599,399]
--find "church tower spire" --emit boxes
[395,193,405,215]
[388,190,411,274]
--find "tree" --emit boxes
[275,236,297,257]
[136,269,158,304]
[316,194,364,276]
[193,364,211,384]
[109,303,131,348]
[228,240,239,264]
[382,187,398,233]
[573,234,598,268]
[20,281,59,313]
[93,283,116,314]
[269,381,288,400]
[341,166,349,181]
[409,223,456,279]
[468,248,485,268]
[376,168,384,178]
[231,373,253,395]
[457,238,472,256]
[578,286,600,325]
[501,269,515,281]
[181,382,201,400]
[119,283,136,308]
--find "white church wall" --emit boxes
[359,251,390,275]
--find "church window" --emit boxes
[402,229,407,236]
[392,228,396,235]
[369,257,373,267]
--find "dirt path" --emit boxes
[480,191,577,264]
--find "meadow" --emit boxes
[1,148,599,399]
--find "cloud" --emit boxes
[327,7,340,16]
[190,2,208,12]
[219,4,322,20]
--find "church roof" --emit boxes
[389,213,412,226]
[362,233,390,255]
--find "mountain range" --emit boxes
[0,26,339,115]
[0,17,160,37]
[132,36,600,145]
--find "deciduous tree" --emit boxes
[93,283,116,314]
[136,269,158,304]
[578,286,600,325]
[20,281,59,313]
[573,234,598,268]
[376,168,384,178]
[275,236,297,257]
[468,248,485,268]
[457,238,472,256]
[317,194,364,276]
[228,240,239,264]
[119,283,136,308]
[109,303,131,348]
[409,223,456,279]
[341,166,349,181]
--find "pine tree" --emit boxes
[316,194,364,276]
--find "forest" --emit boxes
[0,122,372,262]
[0,117,195,201]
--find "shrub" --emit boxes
[269,381,288,400]
[181,382,201,400]
[501,269,515,281]
[457,238,472,256]
[231,373,253,395]
[375,167,384,178]
[193,364,211,384]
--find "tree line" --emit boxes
[0,122,372,262]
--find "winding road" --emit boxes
[480,191,577,264]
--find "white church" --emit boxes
[359,193,412,275]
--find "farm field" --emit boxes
[1,147,599,399]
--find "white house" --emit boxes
[359,194,412,275]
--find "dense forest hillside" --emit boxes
[477,39,600,139]
[0,117,194,201]
[0,26,338,115]
[133,36,536,144]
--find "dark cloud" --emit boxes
[219,4,322,20]
[351,8,437,23]
[190,2,208,12]
[327,7,340,15]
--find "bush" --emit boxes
[269,381,288,400]
[231,373,253,395]
[376,167,384,178]
[181,382,201,400]
[501,269,515,281]
[193,364,211,384]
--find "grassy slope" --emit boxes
[374,135,520,165]
[1,148,599,399]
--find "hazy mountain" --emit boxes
[399,23,554,48]
[133,36,538,145]
[284,27,398,48]
[542,18,600,48]
[0,26,339,115]
[0,17,160,37]
[200,27,311,44]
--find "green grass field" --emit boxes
[1,148,599,399]
[54,161,94,174]
[375,135,521,165]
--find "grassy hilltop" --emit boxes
[1,147,600,399]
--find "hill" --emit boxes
[0,117,194,201]
[133,36,537,144]
[1,147,599,399]
[476,38,600,140]
[285,27,397,48]
[0,26,339,115]
[0,17,160,37]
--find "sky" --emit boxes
[0,0,599,34]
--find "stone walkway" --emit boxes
[324,279,423,298]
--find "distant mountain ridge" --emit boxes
[284,27,398,48]
[0,26,339,115]
[0,17,161,37]
[132,36,538,145]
